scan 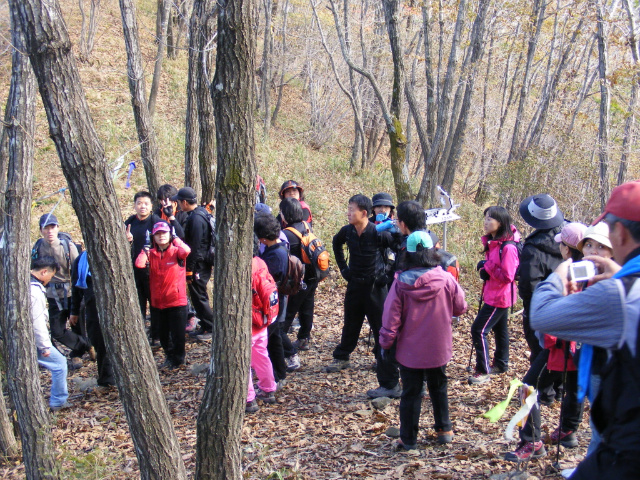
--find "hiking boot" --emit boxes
[88,346,97,362]
[366,384,402,399]
[148,337,161,349]
[489,362,507,374]
[294,337,310,351]
[324,359,350,373]
[276,379,288,391]
[436,430,454,444]
[396,439,417,451]
[185,316,199,333]
[160,360,178,370]
[189,327,209,338]
[286,354,301,372]
[256,388,276,404]
[504,440,547,462]
[245,400,259,413]
[548,428,579,448]
[468,372,490,385]
[196,332,212,342]
[50,401,73,412]
[70,357,83,370]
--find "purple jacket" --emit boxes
[480,225,520,308]
[380,266,467,369]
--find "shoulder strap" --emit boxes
[285,225,303,240]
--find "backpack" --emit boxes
[278,249,306,296]
[252,258,279,329]
[438,250,460,283]
[194,208,216,266]
[31,232,82,272]
[285,221,331,282]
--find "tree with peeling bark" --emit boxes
[195,0,256,475]
[9,1,187,478]
[0,11,55,478]
[119,0,162,197]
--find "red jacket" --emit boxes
[252,257,279,335]
[135,238,191,309]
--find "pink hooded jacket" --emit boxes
[380,266,467,369]
[480,225,520,308]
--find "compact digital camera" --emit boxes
[569,260,596,282]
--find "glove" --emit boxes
[476,260,486,271]
[163,204,174,218]
[477,260,490,281]
[375,213,389,223]
[375,219,398,233]
[341,268,351,281]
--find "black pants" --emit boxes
[282,280,317,341]
[151,305,188,366]
[267,321,287,381]
[85,302,115,386]
[520,365,584,441]
[48,298,89,357]
[522,302,543,363]
[399,365,451,446]
[133,267,151,320]
[471,304,509,374]
[570,445,640,480]
[333,280,397,389]
[187,266,213,331]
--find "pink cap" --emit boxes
[554,222,587,249]
[152,222,171,235]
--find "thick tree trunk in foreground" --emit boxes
[0,12,53,477]
[10,1,186,478]
[0,370,18,458]
[195,0,256,475]
[119,0,162,196]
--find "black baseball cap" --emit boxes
[170,187,197,202]
[39,213,59,229]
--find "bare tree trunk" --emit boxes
[260,0,273,135]
[422,1,435,143]
[184,17,202,198]
[196,1,217,203]
[195,0,255,475]
[593,0,610,209]
[271,0,290,126]
[0,12,53,476]
[507,0,546,164]
[619,0,638,186]
[11,1,187,478]
[148,0,169,118]
[119,0,162,197]
[78,0,101,61]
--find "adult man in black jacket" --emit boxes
[327,194,400,398]
[172,187,214,339]
[518,194,564,363]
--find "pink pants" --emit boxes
[247,327,276,402]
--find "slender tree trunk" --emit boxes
[195,1,217,203]
[593,0,610,209]
[195,0,256,475]
[383,0,412,201]
[184,9,202,199]
[619,0,638,185]
[0,11,54,477]
[422,1,435,143]
[261,0,273,135]
[78,0,101,61]
[507,0,546,164]
[11,1,187,478]
[148,0,169,117]
[271,0,289,126]
[119,0,162,196]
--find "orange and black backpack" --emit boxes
[285,221,330,282]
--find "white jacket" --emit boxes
[30,279,52,351]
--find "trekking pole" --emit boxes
[552,341,571,471]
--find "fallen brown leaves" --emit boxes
[0,280,587,479]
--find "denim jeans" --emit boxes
[38,347,69,408]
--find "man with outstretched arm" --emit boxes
[530,181,640,480]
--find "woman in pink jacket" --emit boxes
[469,206,520,385]
[380,232,467,449]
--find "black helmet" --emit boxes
[372,192,394,208]
[279,180,305,199]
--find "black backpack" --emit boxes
[498,239,523,313]
[32,232,82,272]
[194,208,216,266]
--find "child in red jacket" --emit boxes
[135,221,191,369]
[247,237,280,413]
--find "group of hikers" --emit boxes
[29,177,640,479]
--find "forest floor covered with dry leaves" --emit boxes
[0,279,591,479]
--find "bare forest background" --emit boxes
[1,0,640,479]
